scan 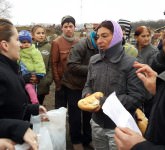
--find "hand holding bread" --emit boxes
[78,92,104,112]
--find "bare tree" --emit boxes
[0,0,12,18]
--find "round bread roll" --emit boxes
[78,92,104,112]
[135,108,148,135]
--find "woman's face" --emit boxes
[6,27,20,61]
[96,27,113,51]
[32,27,46,42]
[135,29,151,48]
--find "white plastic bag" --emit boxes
[38,127,53,150]
[31,107,67,150]
[15,143,30,150]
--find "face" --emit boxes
[135,29,151,48]
[62,22,75,37]
[96,27,113,51]
[20,40,31,49]
[32,27,46,42]
[6,27,20,61]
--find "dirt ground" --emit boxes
[43,82,92,150]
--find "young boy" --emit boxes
[19,30,46,104]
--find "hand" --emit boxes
[39,105,47,114]
[133,62,157,95]
[0,138,15,150]
[114,127,146,150]
[23,128,38,150]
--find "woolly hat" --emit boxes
[118,19,132,39]
[61,15,75,26]
[19,30,32,43]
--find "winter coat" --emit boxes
[34,41,53,95]
[132,72,165,150]
[82,42,146,129]
[0,119,30,144]
[51,36,78,90]
[62,36,98,90]
[20,44,46,74]
[0,54,39,121]
[136,44,159,66]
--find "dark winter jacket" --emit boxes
[82,42,146,129]
[136,44,159,66]
[0,119,30,144]
[0,54,39,121]
[62,36,98,90]
[34,40,53,95]
[132,72,165,150]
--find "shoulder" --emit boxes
[90,54,102,64]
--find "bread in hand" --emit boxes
[78,92,104,112]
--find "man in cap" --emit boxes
[51,15,78,110]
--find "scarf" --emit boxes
[62,33,76,43]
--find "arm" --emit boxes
[151,50,165,74]
[51,40,61,90]
[0,119,38,150]
[82,62,93,98]
[67,40,88,76]
[0,119,30,143]
[118,64,146,112]
[43,51,53,85]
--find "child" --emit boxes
[19,30,46,104]
[31,25,53,105]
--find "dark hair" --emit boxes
[61,15,75,27]
[95,20,114,33]
[0,18,14,42]
[134,26,151,37]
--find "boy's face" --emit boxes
[20,40,31,49]
[61,22,75,37]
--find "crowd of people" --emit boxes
[0,15,165,150]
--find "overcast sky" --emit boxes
[10,0,165,25]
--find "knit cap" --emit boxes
[61,15,75,26]
[118,19,132,39]
[19,30,32,43]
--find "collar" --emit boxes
[99,41,124,63]
[62,33,76,43]
[0,54,19,74]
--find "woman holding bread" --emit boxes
[82,20,146,150]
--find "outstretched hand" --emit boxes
[133,61,157,95]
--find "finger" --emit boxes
[136,73,147,83]
[133,62,146,68]
[29,140,39,150]
[4,141,15,150]
[118,127,139,136]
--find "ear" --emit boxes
[0,40,8,52]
